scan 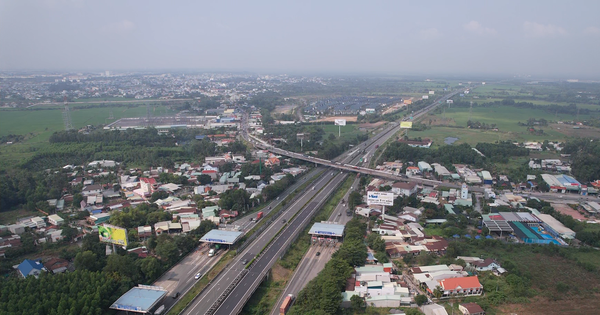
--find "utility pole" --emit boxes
[62,96,73,130]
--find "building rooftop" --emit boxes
[308,222,345,237]
[110,285,167,313]
[200,229,243,245]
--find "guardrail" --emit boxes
[229,174,347,315]
[204,269,249,315]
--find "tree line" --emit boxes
[288,218,368,315]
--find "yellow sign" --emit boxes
[400,122,413,129]
[99,224,128,247]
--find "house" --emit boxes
[469,258,501,272]
[392,182,418,197]
[47,214,65,226]
[8,223,25,235]
[17,259,45,278]
[406,166,421,176]
[82,184,103,196]
[44,258,69,274]
[422,303,448,315]
[437,276,483,297]
[459,303,485,315]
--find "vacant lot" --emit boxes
[0,105,177,142]
[411,104,598,145]
[314,116,357,122]
[552,203,587,220]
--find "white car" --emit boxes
[194,272,202,280]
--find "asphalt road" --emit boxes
[185,90,464,314]
[182,169,339,315]
[155,167,323,311]
[213,172,348,315]
[269,176,359,315]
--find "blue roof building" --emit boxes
[18,259,45,278]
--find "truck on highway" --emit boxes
[154,305,165,315]
[208,244,221,257]
[256,211,264,221]
[280,294,295,315]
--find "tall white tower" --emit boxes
[461,183,468,200]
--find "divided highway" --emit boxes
[178,88,466,314]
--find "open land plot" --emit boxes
[320,124,366,143]
[273,104,297,115]
[313,116,357,122]
[500,295,600,315]
[551,203,587,221]
[0,105,177,142]
[410,105,597,145]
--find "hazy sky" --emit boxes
[1,0,599,78]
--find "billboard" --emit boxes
[99,224,128,247]
[400,122,413,129]
[367,191,394,206]
[334,119,346,126]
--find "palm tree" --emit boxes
[433,285,444,299]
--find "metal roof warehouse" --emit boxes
[309,222,345,237]
[200,229,243,245]
[110,285,167,313]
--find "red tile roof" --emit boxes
[440,276,482,291]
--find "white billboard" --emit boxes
[334,119,346,126]
[367,191,394,206]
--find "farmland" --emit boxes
[0,105,177,143]
[409,103,600,146]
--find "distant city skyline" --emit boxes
[1,1,599,79]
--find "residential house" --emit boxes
[459,303,485,315]
[17,259,45,278]
[437,276,483,298]
[469,258,501,272]
[392,182,418,197]
[422,304,448,315]
[82,184,103,196]
[47,214,65,226]
[44,258,69,274]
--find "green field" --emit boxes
[320,123,367,142]
[0,105,177,142]
[409,104,600,146]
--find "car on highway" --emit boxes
[172,292,180,299]
[316,252,321,256]
[194,272,202,280]
[241,259,248,265]
[338,212,342,216]
[281,219,286,223]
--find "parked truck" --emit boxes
[279,294,295,315]
[256,211,264,221]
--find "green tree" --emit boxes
[433,286,443,299]
[61,226,78,242]
[74,251,100,272]
[155,234,179,264]
[350,294,365,312]
[415,294,427,306]
[137,257,163,282]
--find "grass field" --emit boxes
[410,104,600,146]
[320,123,367,143]
[0,105,177,142]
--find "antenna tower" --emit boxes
[62,96,73,130]
[469,101,473,121]
[146,103,152,127]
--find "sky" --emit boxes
[1,0,600,78]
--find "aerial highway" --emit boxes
[178,88,465,314]
[150,168,324,311]
[182,168,338,315]
[269,175,360,315]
